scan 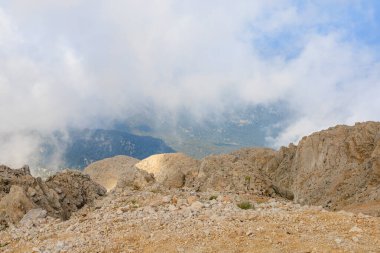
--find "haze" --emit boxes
[0,1,379,167]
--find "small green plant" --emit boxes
[130,199,138,204]
[209,195,218,200]
[237,201,254,210]
[0,242,9,248]
[244,176,251,190]
[150,189,161,194]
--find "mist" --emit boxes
[0,1,380,168]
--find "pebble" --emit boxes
[349,226,363,233]
[190,201,204,211]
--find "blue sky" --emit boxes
[0,0,379,166]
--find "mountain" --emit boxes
[1,122,380,252]
[114,104,291,158]
[38,129,175,170]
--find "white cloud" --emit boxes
[0,1,379,167]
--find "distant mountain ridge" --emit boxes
[39,129,175,169]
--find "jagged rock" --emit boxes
[84,155,140,191]
[0,185,36,227]
[0,165,106,228]
[0,165,62,225]
[19,208,47,227]
[267,122,380,215]
[187,149,276,195]
[115,166,155,191]
[136,153,200,188]
[45,170,106,219]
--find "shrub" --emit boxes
[237,201,254,210]
[209,195,218,200]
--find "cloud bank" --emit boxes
[0,1,380,167]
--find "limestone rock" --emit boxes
[0,165,106,228]
[187,148,276,195]
[115,166,155,191]
[19,208,47,227]
[136,153,200,188]
[84,155,140,191]
[267,122,380,215]
[0,185,36,227]
[0,165,62,225]
[45,170,106,219]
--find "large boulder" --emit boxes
[84,155,140,191]
[136,153,200,188]
[0,185,36,229]
[45,170,106,219]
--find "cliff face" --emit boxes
[267,122,380,215]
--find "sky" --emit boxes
[0,0,380,167]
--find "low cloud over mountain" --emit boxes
[0,1,379,167]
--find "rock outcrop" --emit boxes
[84,155,140,191]
[136,153,200,188]
[266,122,380,216]
[45,170,107,219]
[186,149,277,196]
[0,166,105,229]
[130,122,380,216]
[133,122,380,216]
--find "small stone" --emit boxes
[172,196,178,205]
[187,196,198,205]
[349,226,363,233]
[162,196,171,203]
[120,205,130,212]
[176,198,187,207]
[190,201,203,211]
[56,241,66,251]
[177,247,185,253]
[168,205,177,211]
[352,236,359,243]
[358,213,370,218]
[27,187,37,197]
[335,238,343,244]
[223,196,231,203]
[246,231,253,236]
[20,208,47,227]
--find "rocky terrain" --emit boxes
[0,165,105,230]
[0,122,379,252]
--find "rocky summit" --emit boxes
[0,122,380,252]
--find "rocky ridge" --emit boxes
[0,122,379,252]
[130,122,380,215]
[266,122,380,215]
